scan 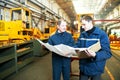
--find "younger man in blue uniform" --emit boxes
[75,15,112,80]
[48,19,74,80]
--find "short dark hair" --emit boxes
[82,15,93,22]
[57,19,66,26]
[57,20,61,26]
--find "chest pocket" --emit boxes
[80,38,100,48]
[53,34,71,45]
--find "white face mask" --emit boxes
[81,20,93,31]
[58,21,67,33]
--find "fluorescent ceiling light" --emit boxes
[72,0,107,14]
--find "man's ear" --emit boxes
[57,25,59,29]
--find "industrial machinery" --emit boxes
[0,7,57,46]
[0,7,34,45]
[109,34,120,50]
[43,20,57,38]
[10,7,33,40]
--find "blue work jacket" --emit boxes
[76,27,112,76]
[48,31,74,55]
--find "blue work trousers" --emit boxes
[52,54,71,80]
[79,71,101,80]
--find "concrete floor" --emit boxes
[4,52,116,80]
[4,53,80,80]
[5,53,52,80]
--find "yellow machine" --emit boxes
[0,7,33,45]
[43,27,56,38]
[10,8,33,41]
[32,27,44,39]
[0,20,9,45]
[109,34,120,50]
[43,20,57,38]
[0,7,57,46]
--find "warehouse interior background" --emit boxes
[0,0,120,80]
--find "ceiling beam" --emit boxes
[94,19,120,22]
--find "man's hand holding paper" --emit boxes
[75,41,101,58]
[86,49,96,57]
[75,49,96,58]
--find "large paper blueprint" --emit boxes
[36,39,76,57]
[36,39,101,58]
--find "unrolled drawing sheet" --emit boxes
[37,39,54,51]
[88,41,101,52]
[36,39,76,57]
[36,39,101,57]
[53,44,76,57]
[74,41,101,52]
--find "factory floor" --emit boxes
[4,51,116,80]
[5,53,80,80]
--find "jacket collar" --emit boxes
[82,26,100,35]
[86,27,95,35]
[55,30,66,35]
